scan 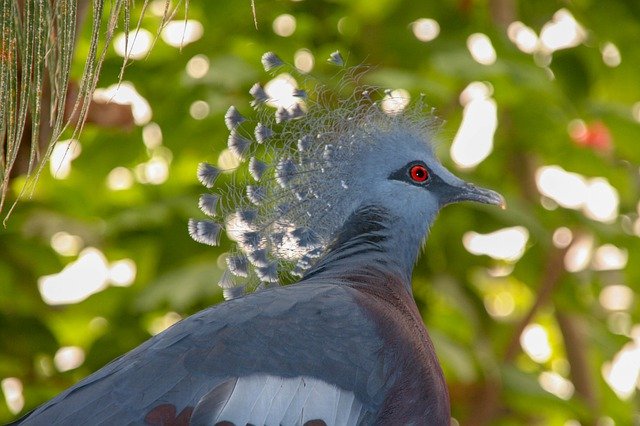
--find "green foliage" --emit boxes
[1,1,640,424]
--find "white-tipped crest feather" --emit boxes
[190,51,441,297]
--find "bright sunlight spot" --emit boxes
[93,82,152,125]
[50,139,81,179]
[189,100,210,120]
[564,234,593,273]
[50,232,84,257]
[38,248,138,306]
[109,259,137,287]
[113,29,153,60]
[265,73,303,110]
[381,89,410,115]
[412,18,440,42]
[451,82,497,169]
[54,346,85,372]
[592,244,628,271]
[273,14,297,37]
[161,20,204,48]
[107,166,134,190]
[142,122,163,149]
[135,155,170,185]
[484,291,515,318]
[218,148,242,171]
[507,21,538,54]
[463,226,529,262]
[521,323,552,363]
[467,33,497,65]
[294,49,315,73]
[186,54,210,79]
[539,371,574,400]
[552,227,573,249]
[601,42,621,67]
[38,247,110,305]
[535,165,619,223]
[599,285,634,312]
[1,378,24,415]
[539,9,586,53]
[602,337,640,400]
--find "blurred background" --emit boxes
[1,0,639,424]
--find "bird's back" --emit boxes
[18,275,449,425]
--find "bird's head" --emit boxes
[189,52,503,298]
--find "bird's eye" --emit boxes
[409,164,429,183]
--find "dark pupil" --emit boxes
[413,167,425,180]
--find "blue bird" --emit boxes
[15,52,504,425]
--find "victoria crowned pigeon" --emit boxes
[15,52,504,426]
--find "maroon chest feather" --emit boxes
[346,271,451,425]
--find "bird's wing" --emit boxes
[189,374,364,425]
[20,283,385,425]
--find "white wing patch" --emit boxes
[191,374,364,426]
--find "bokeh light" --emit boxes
[189,100,210,120]
[539,9,586,53]
[1,378,24,415]
[265,73,303,110]
[521,323,552,363]
[161,20,204,47]
[536,166,619,223]
[113,29,153,60]
[186,54,210,79]
[38,248,138,306]
[601,42,621,67]
[294,49,314,73]
[54,346,85,372]
[602,329,640,400]
[50,232,84,257]
[107,167,134,190]
[412,18,440,42]
[93,82,152,125]
[463,226,529,262]
[451,82,497,169]
[507,21,538,54]
[539,371,574,400]
[564,234,593,273]
[272,14,296,37]
[381,89,410,115]
[49,139,81,179]
[599,285,634,312]
[467,33,497,65]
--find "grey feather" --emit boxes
[261,51,284,71]
[227,130,251,158]
[188,219,222,246]
[246,185,267,205]
[249,83,269,107]
[224,106,245,130]
[254,122,273,143]
[197,163,219,188]
[248,157,267,181]
[198,194,219,216]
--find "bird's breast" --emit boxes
[344,271,451,425]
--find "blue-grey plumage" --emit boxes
[15,52,504,425]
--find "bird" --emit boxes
[14,52,504,426]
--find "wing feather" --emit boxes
[191,374,364,426]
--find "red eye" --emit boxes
[409,164,429,183]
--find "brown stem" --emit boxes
[504,243,570,361]
[464,242,571,426]
[556,311,599,422]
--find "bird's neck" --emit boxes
[303,206,427,291]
